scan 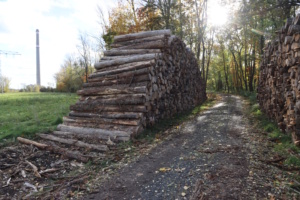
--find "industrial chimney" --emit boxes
[36,29,41,86]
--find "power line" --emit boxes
[0,50,21,93]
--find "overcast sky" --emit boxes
[0,0,117,89]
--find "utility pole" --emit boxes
[36,29,41,86]
[0,50,21,93]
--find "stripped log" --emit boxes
[69,111,143,119]
[70,104,147,113]
[111,35,166,48]
[113,29,171,43]
[63,116,142,126]
[104,49,161,57]
[38,133,108,152]
[17,137,48,149]
[94,54,159,70]
[91,61,154,77]
[77,86,147,96]
[57,125,130,141]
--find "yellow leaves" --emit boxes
[159,167,171,172]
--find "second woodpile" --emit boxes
[257,14,300,146]
[17,30,206,162]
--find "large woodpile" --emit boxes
[257,15,300,145]
[17,30,206,162]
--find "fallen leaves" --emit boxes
[175,167,186,173]
[159,167,171,173]
[184,186,189,190]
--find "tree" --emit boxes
[0,76,11,93]
[97,0,300,93]
[54,55,85,92]
[77,33,93,83]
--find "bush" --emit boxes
[40,86,56,92]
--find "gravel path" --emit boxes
[85,94,291,200]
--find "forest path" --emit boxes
[85,94,283,199]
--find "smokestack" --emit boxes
[36,29,41,86]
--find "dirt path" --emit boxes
[85,94,295,199]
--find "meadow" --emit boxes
[0,92,78,141]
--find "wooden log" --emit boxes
[56,122,142,135]
[82,81,147,90]
[54,123,143,136]
[62,121,145,134]
[38,133,108,152]
[291,42,300,50]
[288,25,300,36]
[111,35,166,48]
[94,54,159,70]
[100,55,132,61]
[294,14,300,25]
[113,29,171,43]
[78,94,147,105]
[17,137,89,162]
[83,81,148,89]
[104,49,161,57]
[17,137,48,149]
[64,116,141,126]
[113,40,165,50]
[284,36,293,45]
[57,125,130,141]
[87,74,150,85]
[285,18,293,31]
[90,67,154,80]
[90,60,154,78]
[70,104,147,113]
[77,86,147,96]
[69,111,143,119]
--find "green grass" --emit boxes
[0,92,78,141]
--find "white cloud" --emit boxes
[0,0,117,89]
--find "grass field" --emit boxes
[0,92,78,141]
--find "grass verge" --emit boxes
[0,92,78,142]
[241,91,300,168]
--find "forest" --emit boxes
[54,0,300,93]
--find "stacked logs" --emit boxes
[257,15,300,145]
[61,30,205,142]
[17,30,206,162]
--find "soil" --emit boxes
[1,94,299,199]
[85,94,299,200]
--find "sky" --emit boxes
[0,0,117,89]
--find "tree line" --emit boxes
[52,0,300,93]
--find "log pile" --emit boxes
[257,15,300,145]
[65,29,206,141]
[18,30,206,162]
